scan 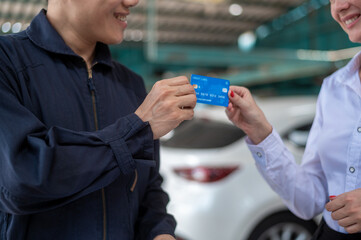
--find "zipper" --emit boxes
[87,66,107,240]
[87,69,99,130]
[130,169,138,192]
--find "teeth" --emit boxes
[345,16,359,25]
[115,14,127,22]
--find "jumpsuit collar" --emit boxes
[26,9,113,68]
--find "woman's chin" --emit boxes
[348,32,361,44]
[348,37,360,44]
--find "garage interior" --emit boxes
[1,0,360,95]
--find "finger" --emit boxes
[226,102,238,121]
[226,105,241,124]
[326,197,345,212]
[329,195,337,201]
[174,84,196,96]
[226,110,236,124]
[225,106,235,119]
[167,76,189,86]
[338,216,357,228]
[179,108,194,121]
[226,101,234,111]
[230,86,250,98]
[177,94,197,109]
[331,207,348,221]
[344,223,361,234]
[229,89,247,109]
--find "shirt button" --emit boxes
[358,127,361,133]
[256,152,262,158]
[349,167,355,173]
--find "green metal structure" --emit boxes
[1,0,360,95]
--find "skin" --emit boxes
[330,0,361,80]
[330,0,361,43]
[135,76,196,140]
[226,86,272,144]
[325,189,361,233]
[226,0,361,233]
[47,0,138,68]
[154,235,177,240]
[47,0,196,239]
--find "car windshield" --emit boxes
[161,118,246,149]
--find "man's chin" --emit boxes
[111,39,123,45]
[101,35,124,45]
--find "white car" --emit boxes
[160,96,319,240]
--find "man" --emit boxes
[0,0,196,239]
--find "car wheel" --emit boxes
[247,211,317,240]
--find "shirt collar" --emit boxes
[335,50,361,98]
[26,9,113,68]
[344,50,361,76]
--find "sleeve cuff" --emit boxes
[246,128,284,168]
[97,113,154,176]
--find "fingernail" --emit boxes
[230,90,234,98]
[329,195,336,201]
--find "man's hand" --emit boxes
[226,86,272,144]
[135,76,196,139]
[153,234,176,240]
[326,189,361,233]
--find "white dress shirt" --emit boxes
[247,51,361,233]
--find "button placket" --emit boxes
[345,122,361,192]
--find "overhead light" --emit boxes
[229,3,243,16]
[238,31,257,52]
[11,22,22,33]
[1,22,11,33]
[256,25,270,39]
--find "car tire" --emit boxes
[247,211,317,240]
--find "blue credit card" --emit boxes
[191,74,229,107]
[190,74,230,107]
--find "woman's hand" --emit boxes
[153,234,176,240]
[226,86,272,144]
[326,189,361,233]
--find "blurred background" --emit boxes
[1,0,360,95]
[2,0,360,240]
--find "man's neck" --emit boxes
[46,6,95,68]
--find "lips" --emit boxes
[342,14,361,27]
[345,16,358,25]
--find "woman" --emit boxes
[226,0,361,239]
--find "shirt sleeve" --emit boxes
[0,64,154,215]
[134,140,177,240]
[246,88,328,220]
